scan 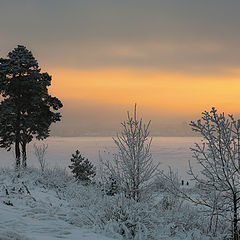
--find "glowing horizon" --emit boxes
[49,68,240,115]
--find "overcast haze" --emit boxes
[1,0,240,136]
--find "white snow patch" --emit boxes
[0,168,113,240]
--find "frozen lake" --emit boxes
[0,137,201,179]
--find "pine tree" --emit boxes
[0,45,63,168]
[69,150,96,182]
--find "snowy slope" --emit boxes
[0,168,114,240]
[0,167,227,240]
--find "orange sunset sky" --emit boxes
[1,0,240,136]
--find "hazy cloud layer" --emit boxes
[50,99,195,137]
[0,0,240,74]
[1,0,240,136]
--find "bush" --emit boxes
[83,194,158,239]
[34,143,48,173]
[69,150,96,182]
[104,175,119,196]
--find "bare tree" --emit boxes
[162,108,240,239]
[34,143,48,173]
[102,105,159,202]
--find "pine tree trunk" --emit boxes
[21,142,27,168]
[15,110,21,169]
[15,76,21,169]
[15,139,20,169]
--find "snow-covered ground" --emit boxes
[0,168,114,240]
[0,137,200,179]
[0,167,227,240]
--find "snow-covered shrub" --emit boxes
[103,175,119,196]
[41,166,73,188]
[157,195,229,240]
[69,150,96,182]
[80,191,225,240]
[33,143,48,173]
[0,230,32,240]
[101,105,159,202]
[0,166,229,240]
[83,194,159,240]
[160,195,180,211]
[155,169,180,193]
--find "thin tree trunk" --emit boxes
[15,139,20,169]
[233,193,239,240]
[15,75,21,169]
[21,141,27,168]
[237,130,240,170]
[15,110,21,169]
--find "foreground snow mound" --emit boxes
[0,167,227,240]
[0,168,113,240]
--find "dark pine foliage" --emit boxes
[0,45,63,168]
[69,150,96,182]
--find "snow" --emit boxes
[0,168,114,240]
[0,166,227,240]
[0,137,200,179]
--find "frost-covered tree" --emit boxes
[69,150,96,182]
[0,45,62,168]
[103,105,159,202]
[162,108,240,239]
[189,108,240,240]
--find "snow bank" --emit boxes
[0,167,227,239]
[0,167,113,240]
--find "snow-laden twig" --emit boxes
[34,143,48,173]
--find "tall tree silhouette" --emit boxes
[0,45,62,168]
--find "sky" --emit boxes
[0,0,240,136]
